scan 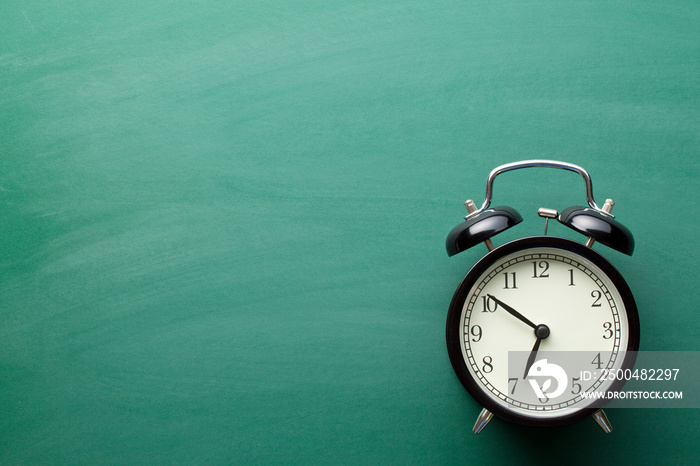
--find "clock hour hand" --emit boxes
[486,294,537,330]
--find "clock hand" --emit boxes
[483,294,552,379]
[524,337,542,378]
[523,325,551,378]
[486,294,537,330]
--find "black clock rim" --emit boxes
[446,236,640,428]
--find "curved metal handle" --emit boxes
[473,160,611,217]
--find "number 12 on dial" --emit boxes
[444,160,640,433]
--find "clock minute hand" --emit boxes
[523,324,551,378]
[486,294,537,330]
[523,337,542,378]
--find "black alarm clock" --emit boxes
[445,160,640,433]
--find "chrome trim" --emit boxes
[469,160,613,219]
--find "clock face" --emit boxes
[446,236,640,426]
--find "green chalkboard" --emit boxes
[1,1,698,463]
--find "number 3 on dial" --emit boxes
[446,237,640,427]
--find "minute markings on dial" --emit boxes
[456,245,632,416]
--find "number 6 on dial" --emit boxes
[444,161,640,433]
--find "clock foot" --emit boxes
[592,409,612,433]
[472,408,494,434]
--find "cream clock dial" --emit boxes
[445,161,640,433]
[447,237,638,426]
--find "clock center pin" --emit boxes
[535,324,550,340]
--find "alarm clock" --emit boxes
[445,160,640,433]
